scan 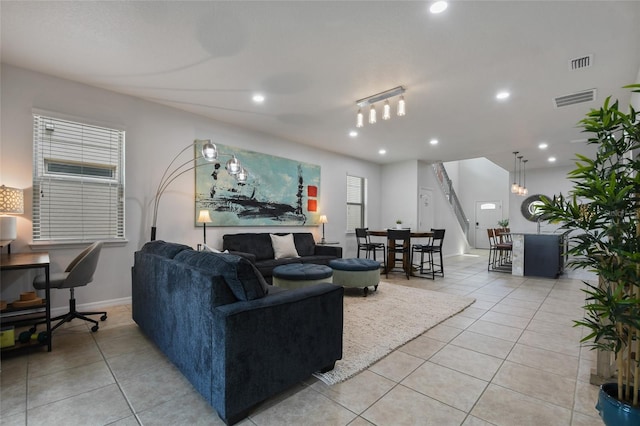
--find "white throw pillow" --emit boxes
[202,244,228,254]
[270,234,300,259]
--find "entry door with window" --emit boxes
[474,201,503,249]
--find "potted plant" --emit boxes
[538,84,640,425]
[395,219,403,229]
[497,218,509,229]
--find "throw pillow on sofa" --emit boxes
[270,233,300,259]
[175,250,268,301]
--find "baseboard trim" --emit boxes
[49,297,131,318]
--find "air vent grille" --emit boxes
[554,89,596,108]
[569,54,593,70]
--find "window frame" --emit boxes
[346,174,366,232]
[32,111,126,244]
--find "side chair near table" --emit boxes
[355,227,386,267]
[385,228,411,279]
[487,228,512,272]
[411,228,446,279]
[32,241,107,333]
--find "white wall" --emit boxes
[380,160,418,229]
[0,64,381,311]
[453,158,510,248]
[509,165,573,234]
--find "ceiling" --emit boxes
[2,1,640,171]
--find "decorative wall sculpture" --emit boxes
[195,143,321,226]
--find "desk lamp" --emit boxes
[197,209,212,245]
[0,185,24,242]
[319,215,328,243]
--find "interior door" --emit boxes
[418,188,434,232]
[475,201,503,249]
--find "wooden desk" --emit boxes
[368,230,433,276]
[0,252,51,352]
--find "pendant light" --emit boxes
[521,159,528,195]
[356,108,364,128]
[397,95,406,116]
[511,151,519,193]
[369,104,377,124]
[383,100,391,120]
[517,156,524,195]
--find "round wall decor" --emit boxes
[521,194,549,222]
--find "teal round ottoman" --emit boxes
[329,258,381,296]
[272,264,333,289]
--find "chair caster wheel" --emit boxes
[100,315,107,321]
[91,325,99,332]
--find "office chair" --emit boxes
[33,241,106,333]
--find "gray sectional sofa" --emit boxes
[131,240,343,425]
[222,232,342,282]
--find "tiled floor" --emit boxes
[1,251,604,425]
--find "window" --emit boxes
[346,175,365,231]
[32,113,125,242]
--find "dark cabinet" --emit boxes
[524,234,565,278]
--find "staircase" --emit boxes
[432,162,470,238]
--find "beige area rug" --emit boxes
[314,282,475,385]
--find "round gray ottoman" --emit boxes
[272,264,333,289]
[329,258,381,296]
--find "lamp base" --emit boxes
[0,216,17,240]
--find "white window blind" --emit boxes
[32,114,125,242]
[346,175,365,231]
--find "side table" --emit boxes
[0,252,51,352]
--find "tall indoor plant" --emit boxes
[539,85,640,425]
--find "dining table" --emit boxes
[367,230,433,277]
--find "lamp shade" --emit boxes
[0,186,24,214]
[319,215,328,224]
[197,209,212,224]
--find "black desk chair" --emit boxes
[355,228,386,267]
[33,241,107,333]
[412,229,446,279]
[386,228,411,279]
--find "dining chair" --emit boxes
[386,228,411,279]
[355,228,386,266]
[411,229,445,279]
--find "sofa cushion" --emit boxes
[140,240,192,258]
[270,234,300,259]
[223,233,275,261]
[292,233,316,257]
[175,251,268,301]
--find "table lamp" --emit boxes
[197,209,213,245]
[0,185,24,241]
[319,215,328,243]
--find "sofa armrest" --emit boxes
[314,244,342,258]
[211,283,343,422]
[227,250,257,264]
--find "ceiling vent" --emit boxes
[569,54,593,70]
[553,89,596,108]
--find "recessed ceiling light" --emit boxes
[379,149,387,155]
[496,91,510,100]
[430,139,439,145]
[538,142,548,149]
[252,94,265,103]
[548,156,556,163]
[430,1,448,14]
[349,130,358,137]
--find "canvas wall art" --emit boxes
[194,143,321,226]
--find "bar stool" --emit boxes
[386,228,411,279]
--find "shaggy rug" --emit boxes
[314,282,475,385]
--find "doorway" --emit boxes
[475,201,503,249]
[418,188,434,232]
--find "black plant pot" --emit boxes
[596,383,640,425]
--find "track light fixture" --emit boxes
[356,86,406,127]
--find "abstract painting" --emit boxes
[194,143,321,226]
